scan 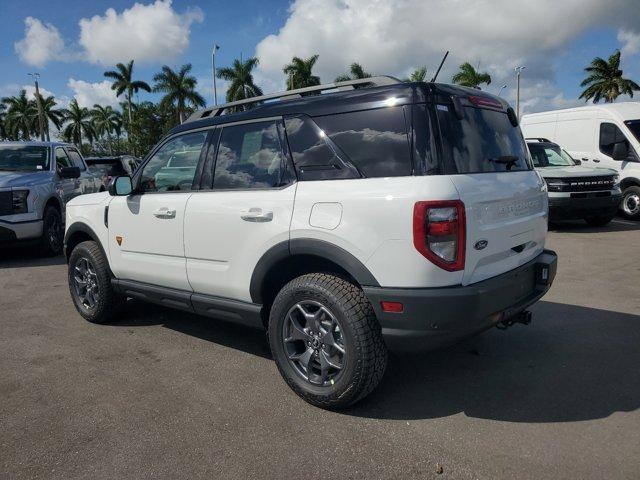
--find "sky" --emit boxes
[1,0,639,115]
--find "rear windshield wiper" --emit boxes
[487,155,519,170]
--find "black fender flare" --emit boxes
[249,238,380,303]
[63,222,107,264]
[621,177,640,189]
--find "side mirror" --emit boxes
[108,176,133,196]
[58,166,81,179]
[573,158,582,165]
[612,142,629,161]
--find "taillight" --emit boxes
[413,200,465,271]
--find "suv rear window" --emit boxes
[436,105,531,174]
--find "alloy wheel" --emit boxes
[73,257,100,309]
[282,300,346,386]
[623,192,640,217]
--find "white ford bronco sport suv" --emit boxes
[64,77,557,408]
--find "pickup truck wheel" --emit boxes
[268,273,387,409]
[584,214,615,227]
[68,240,124,324]
[40,206,63,256]
[621,186,640,220]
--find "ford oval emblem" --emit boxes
[474,239,488,250]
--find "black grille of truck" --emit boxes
[561,176,615,192]
[0,191,13,216]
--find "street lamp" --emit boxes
[497,84,507,97]
[212,43,220,106]
[514,66,526,119]
[28,73,45,141]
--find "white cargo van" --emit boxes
[521,103,640,219]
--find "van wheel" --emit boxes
[584,214,615,227]
[40,206,63,256]
[68,240,125,324]
[621,186,640,220]
[268,273,387,409]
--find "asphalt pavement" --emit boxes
[1,218,639,479]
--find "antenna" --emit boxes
[430,51,449,82]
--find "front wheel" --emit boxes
[68,240,125,324]
[621,186,640,220]
[40,206,63,256]
[268,273,387,409]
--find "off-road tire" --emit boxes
[268,273,387,409]
[40,206,63,256]
[68,240,125,324]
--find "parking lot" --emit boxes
[1,218,639,479]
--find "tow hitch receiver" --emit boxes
[496,310,532,330]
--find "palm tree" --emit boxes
[579,50,640,103]
[335,63,371,82]
[103,60,151,124]
[36,94,64,141]
[61,99,95,147]
[0,103,6,140]
[404,66,428,83]
[3,90,37,140]
[283,55,321,90]
[91,104,122,150]
[216,57,263,110]
[153,64,206,123]
[452,62,492,89]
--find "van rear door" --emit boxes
[432,96,547,286]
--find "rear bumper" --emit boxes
[0,219,43,243]
[548,193,620,220]
[363,250,558,352]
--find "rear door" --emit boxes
[108,130,209,290]
[184,119,296,302]
[65,147,98,194]
[434,100,547,286]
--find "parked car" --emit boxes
[64,78,557,408]
[0,141,101,254]
[526,138,621,226]
[521,103,640,219]
[85,155,140,190]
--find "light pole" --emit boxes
[497,84,507,97]
[28,73,46,141]
[515,66,526,119]
[212,43,220,105]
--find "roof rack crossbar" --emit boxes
[186,75,402,123]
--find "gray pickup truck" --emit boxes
[0,142,101,255]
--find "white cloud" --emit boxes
[78,0,203,65]
[254,0,640,106]
[68,79,120,108]
[618,30,640,57]
[14,17,67,67]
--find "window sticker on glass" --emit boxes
[437,105,449,112]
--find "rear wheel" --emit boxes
[40,206,63,256]
[268,273,387,409]
[621,186,640,220]
[68,240,124,324]
[584,214,615,227]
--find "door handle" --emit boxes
[241,208,273,222]
[581,157,589,162]
[593,159,600,163]
[153,207,176,219]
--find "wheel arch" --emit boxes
[43,195,63,214]
[64,222,109,268]
[250,239,380,318]
[621,177,640,190]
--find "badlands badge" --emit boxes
[115,235,123,246]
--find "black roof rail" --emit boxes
[185,75,402,123]
[525,137,552,143]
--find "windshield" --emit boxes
[527,143,574,167]
[624,120,640,143]
[436,105,531,173]
[0,146,50,172]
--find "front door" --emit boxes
[184,119,296,302]
[108,130,209,290]
[53,147,77,204]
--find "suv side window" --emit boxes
[139,131,207,192]
[313,107,412,177]
[66,148,86,171]
[213,120,288,189]
[55,147,71,169]
[600,122,631,158]
[284,114,360,181]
